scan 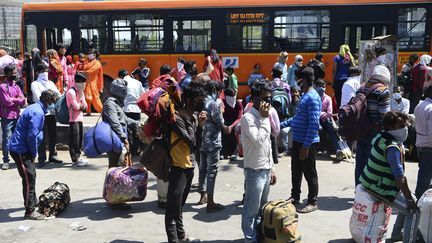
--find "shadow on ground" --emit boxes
[328,239,355,243]
[190,201,243,223]
[316,196,353,211]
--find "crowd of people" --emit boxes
[0,44,432,243]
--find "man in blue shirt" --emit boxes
[8,90,56,220]
[281,67,321,213]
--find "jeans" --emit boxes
[320,118,349,152]
[199,149,220,195]
[165,166,194,243]
[390,193,420,243]
[1,118,17,163]
[38,115,58,162]
[10,152,37,214]
[69,122,83,162]
[291,141,318,204]
[279,127,290,153]
[355,131,378,186]
[415,147,432,199]
[242,168,271,243]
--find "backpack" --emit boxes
[261,200,301,243]
[338,83,384,141]
[55,87,77,124]
[308,59,325,80]
[38,182,71,217]
[272,87,291,120]
[397,65,413,93]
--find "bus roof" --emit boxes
[22,0,429,12]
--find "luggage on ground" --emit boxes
[338,83,384,141]
[103,164,148,204]
[349,184,392,243]
[418,188,432,242]
[83,119,123,158]
[38,182,71,217]
[261,200,301,243]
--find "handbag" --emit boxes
[140,138,180,182]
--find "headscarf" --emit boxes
[47,49,60,62]
[0,49,7,57]
[419,54,432,66]
[110,78,128,99]
[370,65,390,84]
[31,48,43,67]
[339,44,355,65]
[277,51,289,64]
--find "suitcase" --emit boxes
[103,164,148,204]
[261,200,301,243]
[38,182,71,217]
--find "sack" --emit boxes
[54,90,73,124]
[418,188,432,242]
[349,184,392,243]
[261,200,301,243]
[140,138,180,182]
[137,87,166,116]
[38,182,71,217]
[338,83,384,141]
[271,88,291,119]
[235,124,243,157]
[83,120,123,157]
[103,164,148,204]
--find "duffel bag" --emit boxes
[103,155,148,204]
[83,119,123,158]
[418,187,432,242]
[261,200,301,243]
[38,182,71,217]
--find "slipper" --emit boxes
[297,204,318,213]
[206,203,225,212]
[286,197,299,205]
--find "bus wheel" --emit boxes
[101,75,113,103]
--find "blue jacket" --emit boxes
[8,101,47,158]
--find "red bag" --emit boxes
[137,88,165,116]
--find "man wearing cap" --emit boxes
[354,64,391,186]
[287,55,303,89]
[274,51,289,84]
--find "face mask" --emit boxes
[387,127,408,143]
[76,83,86,90]
[296,61,302,66]
[226,96,236,108]
[193,101,205,112]
[316,87,325,97]
[377,55,387,65]
[48,103,55,111]
[38,72,49,81]
[88,54,95,60]
[393,92,402,100]
[8,75,17,81]
[211,93,218,101]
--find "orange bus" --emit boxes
[21,0,432,98]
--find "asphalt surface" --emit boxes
[0,151,420,243]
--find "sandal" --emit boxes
[297,204,318,213]
[197,193,207,205]
[206,203,225,212]
[286,197,299,205]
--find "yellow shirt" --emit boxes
[170,131,193,169]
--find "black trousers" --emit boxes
[221,129,237,157]
[271,135,279,163]
[165,166,194,243]
[38,115,57,162]
[107,151,121,168]
[291,141,318,205]
[69,122,83,163]
[125,112,143,156]
[11,151,37,214]
[332,79,346,108]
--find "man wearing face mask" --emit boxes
[165,81,207,243]
[66,72,88,167]
[83,49,104,115]
[9,90,57,220]
[31,64,62,167]
[287,55,303,89]
[179,60,198,91]
[390,86,410,114]
[0,64,26,170]
[359,111,419,243]
[221,88,243,160]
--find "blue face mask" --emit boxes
[211,93,218,100]
[316,87,325,97]
[48,103,55,111]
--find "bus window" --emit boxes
[113,17,131,52]
[45,28,58,50]
[274,10,330,50]
[243,26,263,50]
[226,12,270,51]
[79,15,108,53]
[173,20,211,52]
[135,15,164,52]
[61,28,72,46]
[398,8,426,50]
[25,25,37,52]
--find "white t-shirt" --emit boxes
[123,75,146,113]
[340,76,361,107]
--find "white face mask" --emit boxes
[393,92,402,100]
[295,61,303,66]
[377,55,387,65]
[38,72,49,81]
[226,96,236,108]
[88,54,95,60]
[387,127,408,143]
[75,83,86,90]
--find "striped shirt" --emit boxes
[291,88,322,148]
[359,81,390,124]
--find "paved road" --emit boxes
[0,151,419,243]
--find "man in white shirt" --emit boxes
[31,63,62,167]
[240,80,277,243]
[118,69,145,156]
[340,67,361,107]
[390,86,410,114]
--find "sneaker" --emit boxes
[230,155,238,161]
[49,156,63,164]
[24,211,47,220]
[179,234,200,243]
[72,160,88,167]
[2,163,9,170]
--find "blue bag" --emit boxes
[83,118,123,158]
[54,93,69,125]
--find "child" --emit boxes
[224,66,238,93]
[75,53,86,72]
[66,72,88,167]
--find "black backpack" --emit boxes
[308,59,325,80]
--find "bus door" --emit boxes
[170,17,213,53]
[43,26,73,52]
[343,24,391,50]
